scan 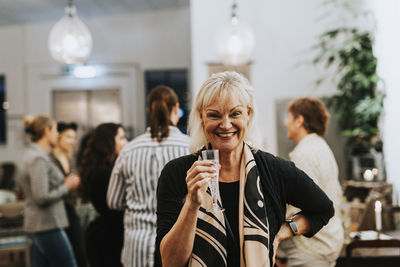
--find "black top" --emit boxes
[87,167,123,218]
[49,153,76,206]
[220,181,240,267]
[85,166,124,267]
[155,150,334,266]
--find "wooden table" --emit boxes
[336,230,400,267]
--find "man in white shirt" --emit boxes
[279,97,344,267]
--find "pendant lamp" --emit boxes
[48,0,92,64]
[215,1,255,66]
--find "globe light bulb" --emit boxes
[215,16,255,66]
[48,4,92,64]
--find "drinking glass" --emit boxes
[201,149,224,212]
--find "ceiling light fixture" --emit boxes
[73,65,97,78]
[215,0,255,66]
[48,0,93,64]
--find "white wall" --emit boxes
[0,26,27,166]
[0,6,191,165]
[191,0,400,189]
[191,0,345,153]
[24,7,191,69]
[368,0,400,199]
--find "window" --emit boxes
[145,70,189,134]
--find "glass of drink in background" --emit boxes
[201,149,224,212]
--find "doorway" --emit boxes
[52,88,122,135]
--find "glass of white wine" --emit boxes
[201,149,224,212]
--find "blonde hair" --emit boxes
[188,71,261,153]
[24,114,54,142]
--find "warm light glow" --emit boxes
[215,17,255,66]
[62,34,79,54]
[48,4,92,64]
[2,102,9,110]
[375,200,382,231]
[375,200,382,210]
[363,169,374,181]
[226,34,244,54]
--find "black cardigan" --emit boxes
[155,149,334,266]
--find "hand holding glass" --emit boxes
[201,149,224,212]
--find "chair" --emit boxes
[346,239,400,267]
[0,163,16,191]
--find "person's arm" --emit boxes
[273,213,310,262]
[158,159,216,267]
[107,152,127,210]
[282,159,334,237]
[28,157,69,207]
[160,200,200,267]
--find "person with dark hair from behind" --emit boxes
[278,97,344,267]
[107,85,190,267]
[20,115,80,267]
[49,122,87,267]
[79,123,128,267]
[76,131,92,170]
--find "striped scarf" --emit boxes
[189,144,270,267]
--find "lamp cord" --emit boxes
[231,0,238,19]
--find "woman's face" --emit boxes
[201,92,250,155]
[48,122,59,148]
[285,111,301,142]
[115,127,128,155]
[58,129,77,153]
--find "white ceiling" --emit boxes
[0,0,189,26]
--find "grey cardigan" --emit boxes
[20,144,69,233]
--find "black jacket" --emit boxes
[155,149,334,266]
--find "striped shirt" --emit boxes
[107,126,190,267]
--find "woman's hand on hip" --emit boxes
[185,158,218,210]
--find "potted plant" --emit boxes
[312,11,385,181]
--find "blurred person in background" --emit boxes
[279,97,344,267]
[20,115,80,267]
[79,123,128,267]
[107,85,190,267]
[50,122,87,267]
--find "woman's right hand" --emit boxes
[185,159,218,210]
[64,173,80,191]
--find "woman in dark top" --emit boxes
[50,122,87,267]
[79,123,128,267]
[156,71,334,267]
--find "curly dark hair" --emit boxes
[288,97,330,137]
[78,123,123,201]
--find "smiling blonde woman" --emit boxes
[156,71,335,267]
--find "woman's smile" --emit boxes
[215,131,237,138]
